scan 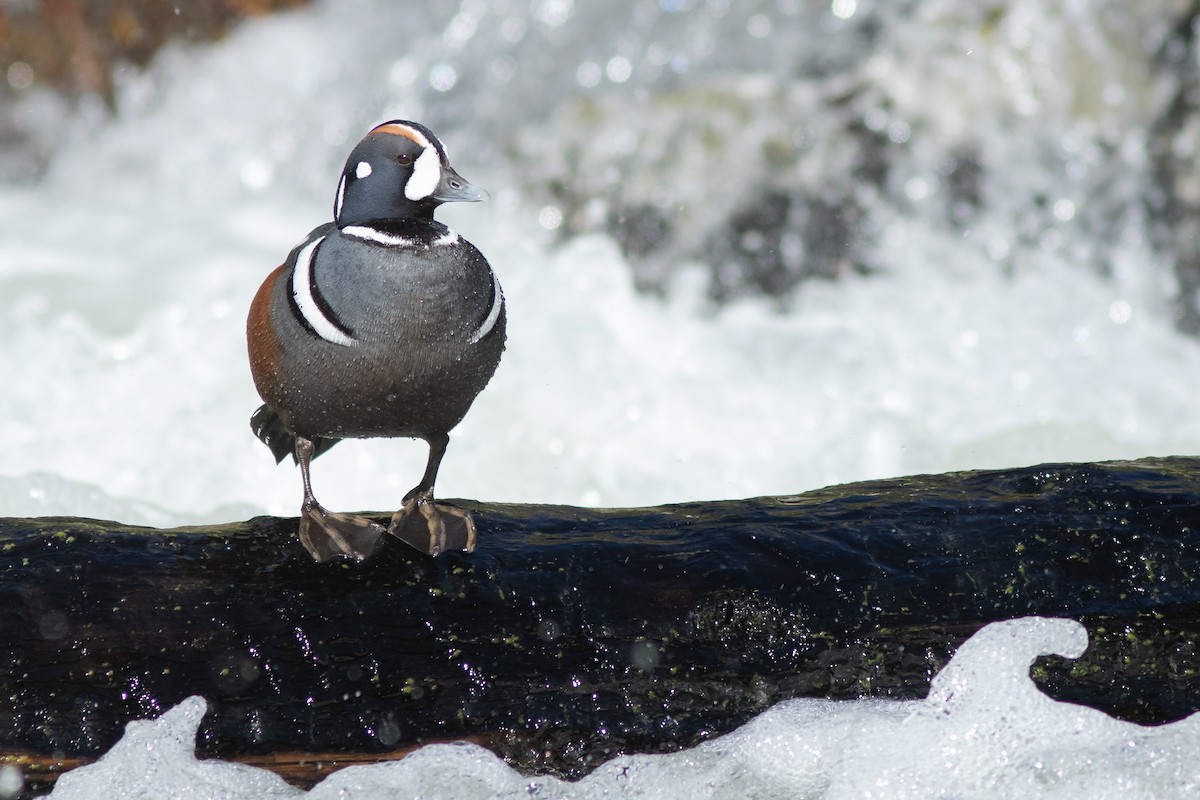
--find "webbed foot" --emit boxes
[387,493,477,556]
[299,500,387,562]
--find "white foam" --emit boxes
[1,0,1198,521]
[45,697,298,800]
[39,619,1200,799]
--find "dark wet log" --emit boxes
[2,456,1200,787]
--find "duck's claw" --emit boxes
[299,501,387,562]
[388,495,477,557]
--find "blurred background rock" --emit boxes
[0,0,309,181]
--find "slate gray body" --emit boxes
[255,219,505,442]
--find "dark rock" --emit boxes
[0,0,312,101]
[1148,1,1200,334]
[0,0,312,181]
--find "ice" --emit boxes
[39,618,1200,799]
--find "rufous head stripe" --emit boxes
[369,122,430,149]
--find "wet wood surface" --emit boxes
[2,456,1199,793]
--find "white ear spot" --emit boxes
[405,146,440,200]
[355,160,373,179]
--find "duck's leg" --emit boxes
[296,436,386,562]
[388,432,477,556]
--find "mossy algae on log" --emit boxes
[1,457,1199,787]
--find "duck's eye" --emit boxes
[396,153,414,166]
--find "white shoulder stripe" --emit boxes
[470,273,505,344]
[290,236,357,347]
[341,225,421,247]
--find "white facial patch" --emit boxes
[355,160,373,179]
[405,145,440,200]
[291,237,357,347]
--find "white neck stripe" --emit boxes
[290,236,357,347]
[433,228,460,246]
[342,225,421,247]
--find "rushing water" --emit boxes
[3,0,1200,796]
[3,0,1200,526]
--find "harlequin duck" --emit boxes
[246,120,505,562]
